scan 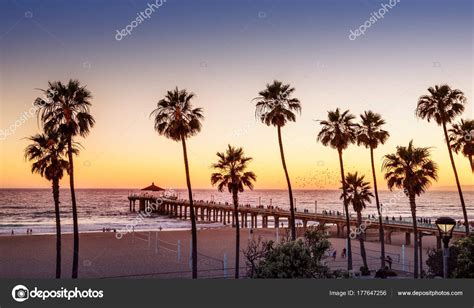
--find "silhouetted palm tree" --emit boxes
[416,85,469,235]
[382,141,438,278]
[211,145,256,278]
[24,131,74,278]
[342,172,374,270]
[317,108,357,270]
[254,80,301,240]
[151,87,204,278]
[356,111,390,269]
[35,80,95,278]
[449,119,474,172]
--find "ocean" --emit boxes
[0,189,472,235]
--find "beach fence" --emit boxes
[126,230,238,279]
[324,242,417,277]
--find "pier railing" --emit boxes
[127,195,469,243]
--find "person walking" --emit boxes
[386,256,393,269]
[341,248,347,259]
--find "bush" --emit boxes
[426,247,459,278]
[332,269,350,279]
[360,266,370,276]
[374,267,398,279]
[452,235,474,278]
[374,268,387,279]
[426,234,474,278]
[244,227,331,278]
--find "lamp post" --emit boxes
[435,217,456,278]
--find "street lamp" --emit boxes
[435,216,456,278]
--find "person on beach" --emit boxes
[11,230,14,235]
[332,250,337,260]
[386,256,392,269]
[341,248,346,258]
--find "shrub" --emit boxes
[374,268,387,279]
[360,266,370,276]
[426,234,474,278]
[332,269,350,279]
[452,235,474,278]
[244,227,331,278]
[374,267,398,278]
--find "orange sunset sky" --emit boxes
[0,0,472,190]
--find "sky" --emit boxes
[0,0,472,189]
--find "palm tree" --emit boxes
[211,145,256,278]
[342,172,374,270]
[35,79,95,278]
[416,84,469,235]
[382,141,438,278]
[449,119,474,172]
[254,80,301,240]
[151,87,204,278]
[356,111,390,269]
[24,131,73,278]
[317,108,357,270]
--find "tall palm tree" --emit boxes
[211,145,256,278]
[356,111,390,269]
[449,119,474,172]
[254,80,301,240]
[382,141,438,278]
[317,108,357,270]
[24,131,74,278]
[416,84,469,235]
[151,87,204,278]
[342,172,374,270]
[35,79,95,278]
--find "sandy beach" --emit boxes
[0,226,439,278]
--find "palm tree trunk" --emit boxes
[419,233,423,277]
[232,188,240,279]
[67,140,79,278]
[181,136,198,278]
[338,149,352,271]
[409,194,419,278]
[442,122,469,235]
[277,126,296,240]
[469,154,473,173]
[370,148,385,269]
[52,178,61,279]
[357,211,368,269]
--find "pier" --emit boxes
[127,195,466,249]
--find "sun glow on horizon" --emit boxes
[0,0,472,191]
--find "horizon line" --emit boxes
[0,186,471,192]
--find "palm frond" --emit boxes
[210,145,257,194]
